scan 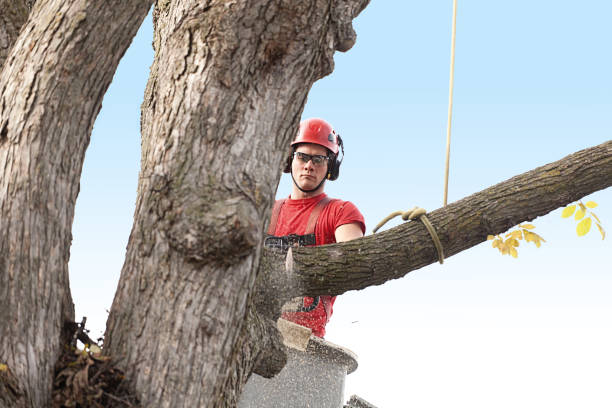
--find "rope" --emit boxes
[372,207,445,264]
[443,0,458,207]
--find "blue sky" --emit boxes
[70,2,611,406]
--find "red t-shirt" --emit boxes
[271,193,365,337]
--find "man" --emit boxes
[266,118,365,338]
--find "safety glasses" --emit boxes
[293,151,329,166]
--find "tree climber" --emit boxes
[265,117,365,338]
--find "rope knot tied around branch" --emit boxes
[373,207,445,264]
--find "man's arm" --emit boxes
[335,222,364,242]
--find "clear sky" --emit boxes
[69,2,611,407]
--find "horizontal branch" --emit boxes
[258,140,612,304]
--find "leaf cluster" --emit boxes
[561,201,605,239]
[487,224,545,258]
[52,344,138,408]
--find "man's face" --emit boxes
[291,143,329,192]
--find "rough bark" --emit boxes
[103,0,369,406]
[257,140,612,305]
[0,0,30,70]
[0,1,152,407]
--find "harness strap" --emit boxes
[320,295,333,321]
[267,199,286,235]
[305,196,332,236]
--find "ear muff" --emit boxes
[326,134,343,181]
[283,152,293,173]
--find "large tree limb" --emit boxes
[258,140,612,304]
[0,1,152,406]
[104,0,369,405]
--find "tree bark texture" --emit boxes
[257,140,612,304]
[103,0,369,406]
[0,1,152,407]
[0,0,30,71]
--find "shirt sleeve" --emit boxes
[331,200,366,235]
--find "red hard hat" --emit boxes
[292,118,339,155]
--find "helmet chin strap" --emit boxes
[291,170,327,194]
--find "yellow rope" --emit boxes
[443,0,458,207]
[373,207,444,264]
[371,3,457,264]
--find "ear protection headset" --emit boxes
[326,134,343,181]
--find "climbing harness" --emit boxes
[373,207,445,264]
[265,196,334,315]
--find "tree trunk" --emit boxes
[103,0,369,406]
[257,140,612,303]
[0,1,152,406]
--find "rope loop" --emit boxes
[373,207,445,264]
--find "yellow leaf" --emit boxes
[492,240,500,248]
[576,217,592,236]
[596,223,606,240]
[561,205,576,218]
[574,208,586,220]
[590,212,601,224]
[523,230,544,248]
[511,230,523,240]
[520,224,536,230]
[510,247,518,258]
[578,202,587,212]
[500,243,509,255]
[505,232,512,238]
[508,238,519,247]
[89,344,102,355]
[487,235,495,240]
[585,201,598,209]
[0,363,7,372]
